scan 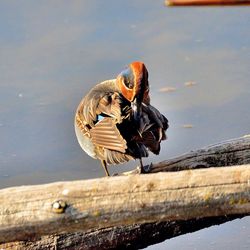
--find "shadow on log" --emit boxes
[2,214,247,250]
[0,136,250,249]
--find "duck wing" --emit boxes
[90,117,127,153]
[96,92,123,123]
[81,80,123,126]
[129,103,168,155]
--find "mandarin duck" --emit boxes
[75,62,168,176]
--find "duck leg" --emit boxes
[139,158,153,173]
[101,160,110,176]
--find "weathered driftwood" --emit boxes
[1,136,250,249]
[124,135,250,175]
[0,165,250,244]
[152,136,250,172]
[1,214,247,250]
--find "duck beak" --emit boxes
[131,98,141,123]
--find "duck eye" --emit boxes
[124,78,134,89]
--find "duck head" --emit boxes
[117,61,150,122]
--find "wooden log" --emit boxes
[0,164,250,244]
[165,0,250,6]
[1,214,247,250]
[123,136,250,175]
[1,136,250,249]
[152,136,250,171]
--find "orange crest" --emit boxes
[117,61,149,103]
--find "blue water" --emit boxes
[0,1,249,249]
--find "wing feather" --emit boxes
[90,117,127,153]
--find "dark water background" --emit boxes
[0,1,249,249]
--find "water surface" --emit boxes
[0,1,249,249]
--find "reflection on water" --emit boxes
[0,1,249,249]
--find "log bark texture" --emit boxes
[150,136,250,172]
[1,214,247,250]
[1,136,250,249]
[0,165,250,244]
